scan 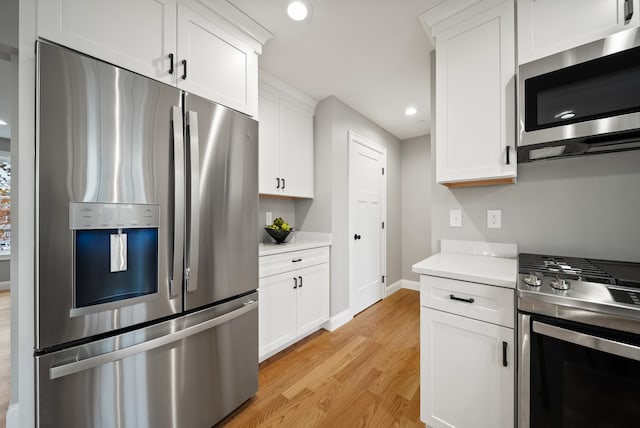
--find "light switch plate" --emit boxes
[487,210,502,228]
[266,211,273,226]
[449,209,462,228]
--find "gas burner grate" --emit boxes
[519,253,614,284]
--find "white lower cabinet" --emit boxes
[258,247,330,360]
[420,275,515,428]
[421,308,514,428]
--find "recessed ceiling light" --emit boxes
[0,120,7,126]
[287,1,309,21]
[404,107,417,116]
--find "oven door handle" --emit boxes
[533,321,640,362]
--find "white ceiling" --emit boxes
[228,0,439,140]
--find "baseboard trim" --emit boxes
[385,280,403,297]
[386,279,420,297]
[0,281,10,291]
[403,279,420,291]
[322,309,352,332]
[6,403,19,428]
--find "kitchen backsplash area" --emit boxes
[258,197,297,243]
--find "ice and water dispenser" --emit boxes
[69,202,160,310]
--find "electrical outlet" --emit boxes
[487,210,501,229]
[449,209,462,228]
[266,211,273,226]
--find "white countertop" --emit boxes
[259,231,332,256]
[412,239,518,288]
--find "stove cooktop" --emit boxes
[518,253,640,311]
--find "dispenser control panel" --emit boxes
[69,202,160,230]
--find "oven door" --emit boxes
[519,313,640,428]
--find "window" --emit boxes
[0,153,10,255]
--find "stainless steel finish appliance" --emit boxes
[518,27,640,162]
[517,254,640,428]
[36,41,259,427]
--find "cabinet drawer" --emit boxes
[420,275,514,328]
[259,246,329,278]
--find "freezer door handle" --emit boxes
[170,106,185,298]
[49,300,258,380]
[186,110,200,293]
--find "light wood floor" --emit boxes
[0,290,10,428]
[218,288,424,428]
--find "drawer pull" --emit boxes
[449,294,475,304]
[292,258,302,263]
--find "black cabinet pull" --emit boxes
[625,0,634,23]
[502,341,508,367]
[293,277,298,289]
[276,177,281,189]
[292,258,302,263]
[298,275,303,288]
[449,294,475,304]
[168,53,174,74]
[181,59,187,80]
[282,178,286,189]
[506,145,511,165]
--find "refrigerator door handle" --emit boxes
[170,106,185,298]
[186,110,200,293]
[49,300,258,380]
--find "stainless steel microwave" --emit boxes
[518,27,640,162]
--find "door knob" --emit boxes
[353,234,361,240]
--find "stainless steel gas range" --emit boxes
[517,253,640,428]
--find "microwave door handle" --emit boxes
[170,106,185,299]
[532,321,640,362]
[625,0,634,23]
[186,110,200,293]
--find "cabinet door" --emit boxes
[296,263,330,334]
[258,272,297,358]
[279,99,314,198]
[518,0,640,64]
[435,1,516,184]
[258,91,281,195]
[177,3,258,117]
[38,0,176,85]
[420,308,514,428]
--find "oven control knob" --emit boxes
[523,272,542,286]
[550,277,570,290]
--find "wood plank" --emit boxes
[217,289,424,427]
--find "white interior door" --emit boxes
[349,131,386,316]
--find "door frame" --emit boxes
[347,130,387,316]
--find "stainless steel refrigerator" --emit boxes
[35,41,259,427]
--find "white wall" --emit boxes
[401,134,432,281]
[296,96,401,316]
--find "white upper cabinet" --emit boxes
[177,3,258,116]
[38,0,177,85]
[37,0,270,117]
[518,0,640,64]
[258,74,316,198]
[431,0,517,185]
